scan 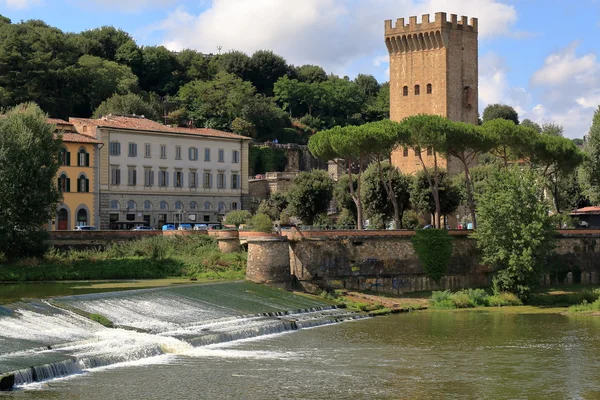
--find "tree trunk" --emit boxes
[433,151,442,229]
[377,156,401,229]
[416,150,439,228]
[462,160,477,229]
[347,159,363,230]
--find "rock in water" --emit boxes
[0,374,15,391]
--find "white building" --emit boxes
[70,115,250,229]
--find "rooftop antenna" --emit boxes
[217,45,223,55]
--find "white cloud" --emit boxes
[479,52,531,112]
[531,42,599,87]
[2,0,41,9]
[153,0,520,75]
[80,0,178,12]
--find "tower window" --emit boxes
[464,86,473,109]
[427,147,433,156]
[414,85,420,96]
[403,148,409,157]
[427,84,432,94]
[402,86,408,96]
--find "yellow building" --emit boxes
[49,119,102,230]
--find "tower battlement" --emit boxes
[385,12,478,36]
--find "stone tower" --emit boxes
[385,12,478,174]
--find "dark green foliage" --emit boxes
[295,65,327,83]
[582,106,600,204]
[224,210,252,228]
[411,230,453,282]
[361,162,411,227]
[482,103,519,125]
[333,175,357,220]
[249,146,287,174]
[410,170,461,218]
[249,213,273,233]
[0,104,61,260]
[248,50,291,96]
[93,93,160,120]
[256,193,288,221]
[287,170,333,225]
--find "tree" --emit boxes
[482,119,536,167]
[361,162,411,228]
[333,175,357,222]
[213,50,251,81]
[400,114,451,228]
[0,103,61,260]
[176,49,214,83]
[520,119,542,133]
[80,26,135,61]
[354,74,380,97]
[249,50,290,96]
[541,123,564,137]
[581,107,600,204]
[139,46,178,95]
[93,93,160,120]
[296,65,327,83]
[240,94,291,141]
[249,213,273,233]
[443,121,495,228]
[177,71,255,131]
[364,82,390,122]
[286,170,333,225]
[256,193,288,221]
[482,104,519,125]
[224,210,252,228]
[410,170,461,225]
[472,167,555,299]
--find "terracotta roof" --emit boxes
[57,132,102,144]
[47,118,72,125]
[570,206,600,215]
[69,115,251,141]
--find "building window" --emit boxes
[427,83,432,94]
[76,209,88,227]
[109,141,121,156]
[82,125,88,133]
[110,166,121,185]
[174,171,183,187]
[144,143,151,158]
[217,172,225,189]
[144,200,152,210]
[110,200,120,209]
[144,168,154,186]
[403,147,409,157]
[203,171,212,188]
[128,167,137,186]
[414,85,420,95]
[59,148,70,166]
[403,86,408,96]
[127,200,136,210]
[189,171,198,188]
[189,147,198,161]
[204,202,212,211]
[464,86,473,109]
[58,173,70,192]
[77,174,89,193]
[190,201,198,210]
[175,145,182,160]
[126,213,135,221]
[231,173,240,189]
[160,201,168,210]
[159,169,168,187]
[78,149,89,167]
[231,202,238,211]
[414,149,419,156]
[218,202,226,213]
[160,144,167,159]
[218,149,224,163]
[204,148,211,162]
[232,150,239,164]
[175,201,183,210]
[427,147,433,156]
[128,143,137,157]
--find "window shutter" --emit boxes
[223,174,227,189]
[166,172,169,187]
[117,143,121,156]
[150,171,154,186]
[66,152,71,166]
[209,173,213,188]
[117,169,121,185]
[173,172,177,186]
[57,178,61,191]
[66,178,71,192]
[133,170,137,185]
[86,179,90,193]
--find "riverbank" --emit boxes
[0,235,246,282]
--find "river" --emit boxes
[1,283,599,399]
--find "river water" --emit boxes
[1,284,600,399]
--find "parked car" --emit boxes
[193,224,208,231]
[161,224,176,231]
[131,226,154,231]
[74,225,97,231]
[207,224,223,230]
[178,224,193,231]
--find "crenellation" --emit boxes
[451,13,458,29]
[422,14,430,24]
[385,12,477,38]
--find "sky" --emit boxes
[1,0,599,139]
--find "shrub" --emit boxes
[487,292,522,307]
[250,213,273,233]
[411,230,453,282]
[465,288,489,307]
[225,210,252,228]
[569,298,600,313]
[451,292,472,308]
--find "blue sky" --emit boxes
[1,0,599,138]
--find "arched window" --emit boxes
[144,200,152,210]
[127,200,136,210]
[78,148,89,167]
[414,85,420,95]
[204,201,212,211]
[110,200,120,209]
[218,202,226,213]
[190,201,198,210]
[231,202,238,211]
[77,174,89,193]
[464,86,473,109]
[160,201,168,210]
[426,83,432,94]
[58,173,70,192]
[82,125,88,133]
[175,201,183,210]
[57,208,69,231]
[77,209,88,227]
[403,148,409,157]
[59,147,70,166]
[402,86,408,96]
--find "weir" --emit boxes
[0,282,361,390]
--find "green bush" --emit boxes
[90,313,114,328]
[225,210,252,228]
[249,213,273,233]
[430,289,522,309]
[569,298,600,313]
[465,288,489,307]
[411,229,453,282]
[451,292,472,308]
[487,292,522,307]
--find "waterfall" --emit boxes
[0,282,367,390]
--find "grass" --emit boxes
[430,289,522,309]
[0,235,247,282]
[89,313,114,328]
[569,299,600,314]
